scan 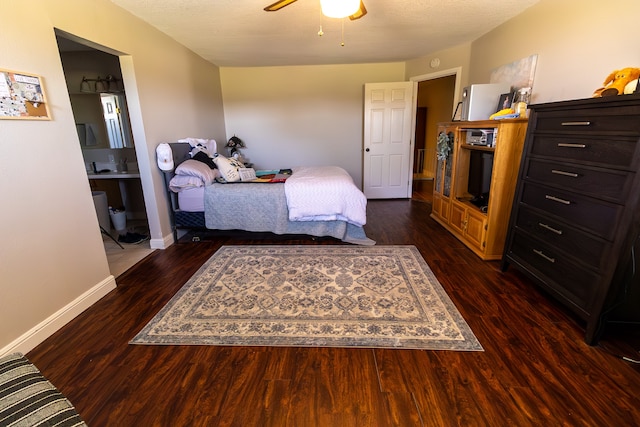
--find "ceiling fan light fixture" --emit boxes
[320,0,360,18]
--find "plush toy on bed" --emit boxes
[213,153,244,182]
[178,137,217,158]
[592,67,640,97]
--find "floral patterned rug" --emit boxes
[130,245,483,351]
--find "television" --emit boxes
[467,151,493,209]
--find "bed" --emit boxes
[160,142,374,245]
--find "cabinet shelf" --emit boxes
[460,144,495,153]
[455,198,488,214]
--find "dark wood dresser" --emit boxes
[502,94,640,344]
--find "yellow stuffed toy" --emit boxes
[593,67,640,97]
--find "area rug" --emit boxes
[131,245,483,351]
[0,353,87,427]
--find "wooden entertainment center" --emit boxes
[431,118,528,260]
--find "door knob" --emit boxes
[365,148,370,152]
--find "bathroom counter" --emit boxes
[88,172,142,219]
[87,171,140,179]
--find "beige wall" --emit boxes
[405,43,472,99]
[220,63,406,187]
[0,0,225,355]
[470,0,640,104]
[406,0,640,105]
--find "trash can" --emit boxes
[110,209,127,233]
[92,191,110,231]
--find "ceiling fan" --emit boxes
[264,0,367,20]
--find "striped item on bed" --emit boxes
[0,353,86,427]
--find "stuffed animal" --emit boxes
[592,67,640,97]
[178,138,217,157]
[625,79,639,94]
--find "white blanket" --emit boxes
[284,166,367,226]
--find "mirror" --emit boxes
[56,34,134,150]
[100,93,133,149]
[72,92,134,149]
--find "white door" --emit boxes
[363,82,414,199]
[100,94,130,149]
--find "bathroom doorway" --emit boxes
[55,31,153,277]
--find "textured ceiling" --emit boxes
[109,0,539,67]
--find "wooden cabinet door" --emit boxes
[434,128,455,196]
[432,127,456,225]
[439,197,450,221]
[448,201,487,252]
[433,194,451,222]
[432,194,443,219]
[449,202,466,235]
[465,209,487,250]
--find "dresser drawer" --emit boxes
[535,107,640,134]
[524,158,632,203]
[509,231,600,313]
[514,206,610,271]
[529,135,639,169]
[520,182,622,240]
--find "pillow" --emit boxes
[213,154,244,182]
[169,175,208,192]
[192,151,216,169]
[174,159,217,185]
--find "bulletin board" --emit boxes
[0,69,51,120]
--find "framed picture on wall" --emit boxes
[0,69,50,120]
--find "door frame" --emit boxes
[55,30,158,247]
[408,67,462,195]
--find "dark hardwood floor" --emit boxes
[26,183,640,426]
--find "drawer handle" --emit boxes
[545,195,572,205]
[561,121,591,126]
[533,249,556,263]
[557,143,587,148]
[551,169,579,178]
[538,222,563,235]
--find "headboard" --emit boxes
[162,142,192,211]
[169,142,192,170]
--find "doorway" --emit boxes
[55,32,153,277]
[410,69,459,201]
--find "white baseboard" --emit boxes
[150,232,174,249]
[0,276,117,357]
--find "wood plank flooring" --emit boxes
[26,184,640,426]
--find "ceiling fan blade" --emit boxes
[349,1,367,20]
[264,0,298,12]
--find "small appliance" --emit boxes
[461,83,511,121]
[465,129,496,147]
